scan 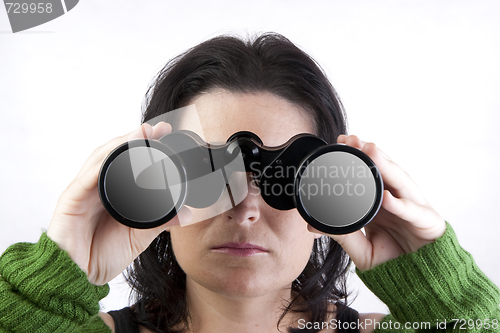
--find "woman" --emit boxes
[0,33,498,333]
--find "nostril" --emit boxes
[225,200,261,225]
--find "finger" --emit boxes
[69,123,175,213]
[381,190,445,233]
[71,123,154,192]
[362,142,427,204]
[77,124,154,179]
[338,135,424,202]
[69,161,102,197]
[337,134,365,150]
[345,134,365,150]
[151,121,172,139]
[127,123,153,141]
[55,163,103,217]
[337,134,347,144]
[338,135,424,203]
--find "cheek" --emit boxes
[268,210,316,279]
[169,221,226,287]
[169,225,205,275]
[294,234,316,264]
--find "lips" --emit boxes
[211,242,269,257]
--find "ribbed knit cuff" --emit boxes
[356,222,500,325]
[0,233,110,332]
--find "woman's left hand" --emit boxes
[310,134,446,271]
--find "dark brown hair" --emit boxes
[125,32,351,333]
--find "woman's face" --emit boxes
[170,89,319,299]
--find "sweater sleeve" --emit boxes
[0,232,111,333]
[356,222,500,332]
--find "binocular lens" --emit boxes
[295,148,382,234]
[102,145,185,227]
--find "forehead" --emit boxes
[178,89,315,146]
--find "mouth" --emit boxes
[211,242,269,257]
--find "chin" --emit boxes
[203,269,289,298]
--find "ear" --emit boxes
[313,233,322,239]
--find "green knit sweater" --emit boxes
[0,223,499,332]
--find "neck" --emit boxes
[184,277,298,333]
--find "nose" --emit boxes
[226,173,261,225]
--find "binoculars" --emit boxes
[98,130,383,234]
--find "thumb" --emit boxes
[308,225,372,270]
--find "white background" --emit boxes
[1,0,499,314]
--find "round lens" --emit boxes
[102,144,184,227]
[295,146,382,234]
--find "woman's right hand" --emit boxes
[47,122,191,286]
